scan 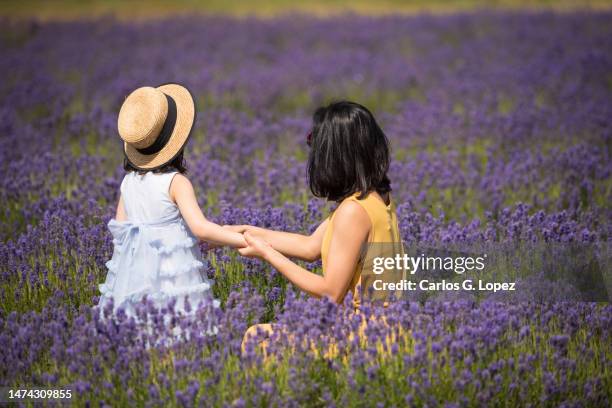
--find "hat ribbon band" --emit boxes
[136,94,177,155]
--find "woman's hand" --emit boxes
[235,200,370,303]
[238,232,273,260]
[224,222,327,262]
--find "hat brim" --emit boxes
[124,83,195,170]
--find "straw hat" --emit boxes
[118,83,195,170]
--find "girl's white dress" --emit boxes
[98,171,217,316]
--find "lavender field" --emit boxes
[1,11,611,406]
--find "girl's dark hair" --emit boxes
[307,101,391,202]
[124,150,187,174]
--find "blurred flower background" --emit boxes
[0,0,610,406]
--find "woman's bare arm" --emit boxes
[238,201,370,302]
[171,174,246,248]
[226,220,328,261]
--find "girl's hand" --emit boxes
[238,232,273,259]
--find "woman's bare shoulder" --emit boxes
[333,199,371,232]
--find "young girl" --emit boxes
[98,84,245,317]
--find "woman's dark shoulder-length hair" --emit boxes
[307,100,391,202]
[124,150,187,174]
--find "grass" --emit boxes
[0,0,611,21]
[11,297,611,406]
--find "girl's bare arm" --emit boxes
[115,196,127,221]
[171,174,246,248]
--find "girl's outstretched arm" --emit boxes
[171,174,246,248]
[238,201,370,302]
[224,220,328,262]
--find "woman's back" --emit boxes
[321,192,403,308]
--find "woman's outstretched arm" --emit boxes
[171,174,246,248]
[225,220,328,262]
[238,201,370,302]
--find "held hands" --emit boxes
[238,231,272,259]
[222,225,273,258]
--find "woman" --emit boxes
[231,101,402,348]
